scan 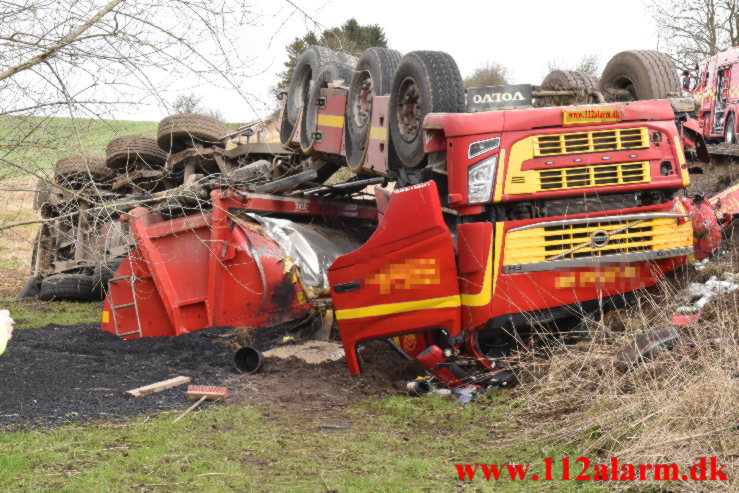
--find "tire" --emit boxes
[53,155,113,188]
[599,50,680,102]
[33,179,56,218]
[93,257,124,299]
[286,46,355,126]
[279,106,296,146]
[345,48,402,171]
[537,70,599,107]
[39,273,97,301]
[725,114,736,144]
[18,276,42,299]
[157,113,227,153]
[107,135,167,170]
[300,62,355,151]
[389,51,465,168]
[616,326,680,370]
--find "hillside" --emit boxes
[0,117,160,177]
[0,116,252,178]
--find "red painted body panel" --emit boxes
[424,100,675,137]
[314,88,347,155]
[441,119,686,211]
[101,191,376,339]
[488,200,688,324]
[364,96,391,175]
[328,182,461,375]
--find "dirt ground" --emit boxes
[0,322,419,428]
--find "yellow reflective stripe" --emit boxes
[493,222,503,295]
[674,135,686,166]
[674,135,690,187]
[335,295,461,320]
[460,244,493,307]
[493,148,506,202]
[317,114,345,128]
[459,223,502,307]
[101,311,110,323]
[369,126,387,140]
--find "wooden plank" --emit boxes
[124,376,191,398]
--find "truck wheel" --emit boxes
[345,48,402,171]
[157,113,226,153]
[39,273,97,302]
[286,46,354,126]
[18,275,42,299]
[537,70,599,107]
[389,51,465,168]
[54,155,113,189]
[107,135,167,170]
[33,179,56,218]
[300,62,355,152]
[93,257,124,299]
[599,50,680,101]
[725,114,736,144]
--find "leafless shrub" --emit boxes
[515,261,738,492]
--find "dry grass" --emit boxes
[515,261,739,491]
[0,176,39,295]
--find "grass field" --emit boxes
[0,116,160,177]
[0,392,600,492]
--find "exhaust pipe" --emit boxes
[233,346,265,374]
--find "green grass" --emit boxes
[0,116,243,177]
[0,116,159,175]
[0,393,602,492]
[1,297,101,328]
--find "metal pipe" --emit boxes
[301,176,385,196]
[532,90,576,97]
[253,169,317,193]
[233,346,265,374]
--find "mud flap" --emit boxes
[328,181,462,377]
[682,118,710,163]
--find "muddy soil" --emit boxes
[0,323,419,428]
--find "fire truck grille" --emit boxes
[540,221,654,260]
[533,127,649,156]
[537,161,650,191]
[503,215,693,266]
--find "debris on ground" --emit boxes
[0,324,420,427]
[263,340,345,364]
[173,385,228,423]
[124,376,192,398]
[0,324,233,427]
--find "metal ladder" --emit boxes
[107,273,144,338]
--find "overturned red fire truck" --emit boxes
[99,47,725,388]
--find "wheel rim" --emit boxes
[352,71,373,129]
[396,77,422,143]
[609,76,638,101]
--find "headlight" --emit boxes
[468,155,498,204]
[468,137,500,159]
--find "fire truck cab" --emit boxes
[685,47,739,142]
[328,99,696,387]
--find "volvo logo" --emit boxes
[591,230,610,248]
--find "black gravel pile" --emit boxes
[0,324,237,427]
